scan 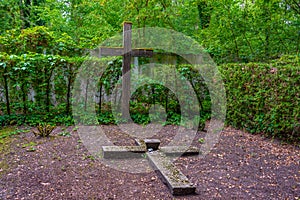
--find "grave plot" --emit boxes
[102,138,200,195]
[99,22,201,196]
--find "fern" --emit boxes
[33,123,55,137]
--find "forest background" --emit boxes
[0,0,299,143]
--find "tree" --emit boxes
[196,0,299,62]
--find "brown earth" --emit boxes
[0,125,299,200]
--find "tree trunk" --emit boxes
[84,79,89,112]
[98,83,102,114]
[3,72,10,115]
[45,68,54,113]
[45,79,51,112]
[21,83,27,115]
[165,89,168,115]
[66,72,72,115]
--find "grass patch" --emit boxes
[0,126,31,177]
[0,127,30,139]
[22,141,38,152]
[0,127,16,177]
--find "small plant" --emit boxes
[61,165,66,172]
[198,138,205,144]
[141,153,147,159]
[58,131,71,137]
[26,147,37,152]
[22,141,37,152]
[33,123,56,137]
[83,155,96,161]
[22,141,37,148]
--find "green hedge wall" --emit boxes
[220,56,300,142]
[0,51,299,142]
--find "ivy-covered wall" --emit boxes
[0,52,299,142]
[0,53,84,124]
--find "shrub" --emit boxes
[220,56,300,142]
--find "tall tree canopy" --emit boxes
[0,0,299,62]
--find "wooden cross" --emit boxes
[99,22,153,119]
[102,139,200,195]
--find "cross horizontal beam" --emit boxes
[102,146,145,159]
[160,146,200,157]
[99,47,153,57]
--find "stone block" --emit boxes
[146,151,196,195]
[102,146,145,159]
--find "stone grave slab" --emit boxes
[102,138,200,195]
[160,146,200,157]
[146,150,196,195]
[102,146,145,159]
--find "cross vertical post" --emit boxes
[122,22,132,120]
[99,22,153,120]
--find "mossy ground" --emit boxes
[0,127,16,177]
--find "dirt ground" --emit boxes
[0,125,299,200]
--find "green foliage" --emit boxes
[0,126,30,139]
[97,111,116,125]
[0,0,22,33]
[20,26,54,53]
[0,113,74,127]
[0,52,84,116]
[129,84,181,125]
[1,0,299,62]
[22,141,37,152]
[58,131,71,137]
[220,56,300,142]
[198,138,205,144]
[196,0,300,63]
[32,123,56,137]
[0,0,299,144]
[0,127,16,139]
[22,141,37,148]
[0,126,17,177]
[0,52,211,128]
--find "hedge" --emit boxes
[0,52,299,142]
[220,55,299,142]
